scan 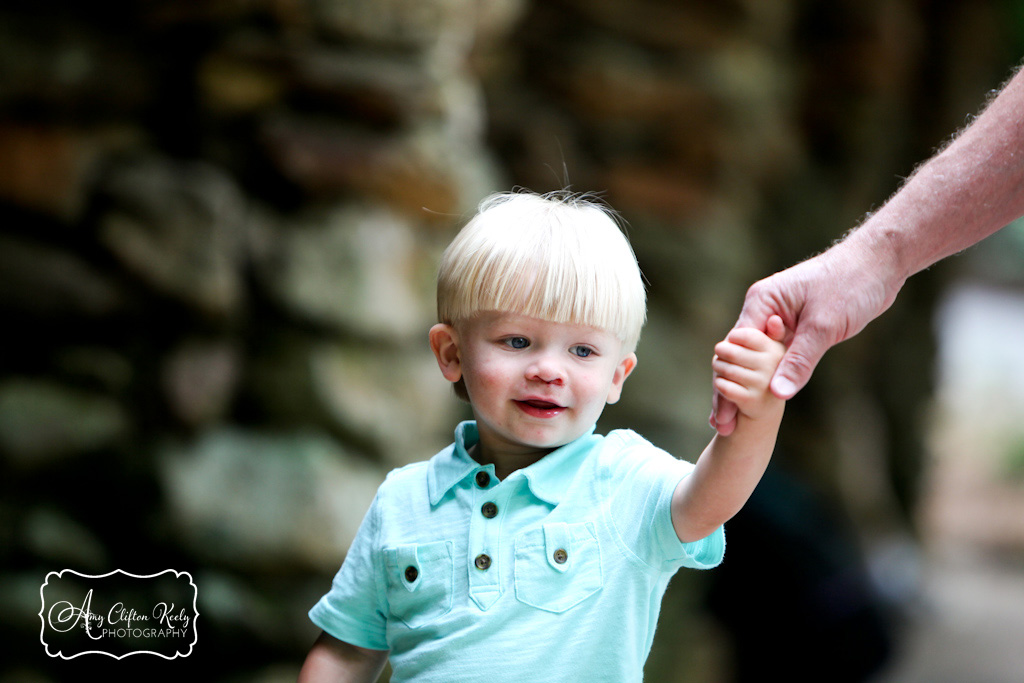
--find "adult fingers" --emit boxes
[735,276,801,335]
[769,328,829,399]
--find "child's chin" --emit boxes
[521,431,584,451]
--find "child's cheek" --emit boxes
[471,361,514,400]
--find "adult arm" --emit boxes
[712,65,1024,436]
[297,632,389,683]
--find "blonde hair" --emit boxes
[437,190,646,352]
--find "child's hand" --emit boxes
[711,315,787,422]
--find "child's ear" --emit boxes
[429,323,463,383]
[605,352,637,404]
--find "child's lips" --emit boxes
[514,398,565,418]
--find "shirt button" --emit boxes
[475,471,490,488]
[553,549,568,564]
[474,554,491,570]
[404,565,418,582]
[481,502,498,518]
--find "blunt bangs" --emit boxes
[437,191,646,351]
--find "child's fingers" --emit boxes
[765,314,787,343]
[713,375,752,404]
[712,356,766,390]
[714,339,768,370]
[724,326,774,350]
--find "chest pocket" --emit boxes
[514,522,603,613]
[383,541,454,629]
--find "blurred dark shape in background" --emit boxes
[705,466,893,683]
[0,1,1021,681]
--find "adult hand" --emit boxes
[709,67,1024,437]
[710,239,902,435]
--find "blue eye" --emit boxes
[571,345,593,358]
[505,337,529,349]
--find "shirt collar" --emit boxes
[427,421,600,506]
[427,421,482,505]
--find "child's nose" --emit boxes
[526,354,565,384]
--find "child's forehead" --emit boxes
[460,310,620,339]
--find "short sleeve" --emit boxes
[603,431,725,571]
[308,492,389,650]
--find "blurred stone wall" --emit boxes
[0,1,1019,681]
[0,1,516,680]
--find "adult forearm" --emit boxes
[848,66,1024,284]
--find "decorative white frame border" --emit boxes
[39,568,199,660]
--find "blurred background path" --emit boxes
[876,274,1024,683]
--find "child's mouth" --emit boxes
[515,399,565,418]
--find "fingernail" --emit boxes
[772,376,797,398]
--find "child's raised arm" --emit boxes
[298,632,389,683]
[671,315,787,542]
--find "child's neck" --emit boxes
[468,443,550,482]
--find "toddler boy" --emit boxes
[299,191,786,682]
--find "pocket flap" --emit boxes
[514,522,602,613]
[543,523,571,573]
[383,541,455,628]
[395,544,420,592]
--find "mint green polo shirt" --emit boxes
[309,421,725,683]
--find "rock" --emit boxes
[544,0,739,51]
[158,429,385,571]
[551,47,715,126]
[22,506,108,570]
[254,203,439,338]
[0,236,125,317]
[311,0,476,48]
[310,0,526,49]
[598,162,713,220]
[310,342,462,468]
[162,340,241,428]
[241,329,333,427]
[199,49,289,115]
[0,124,101,221]
[0,14,154,118]
[0,379,128,465]
[54,347,133,393]
[193,570,321,655]
[289,46,446,125]
[260,115,462,217]
[97,156,250,319]
[242,330,460,463]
